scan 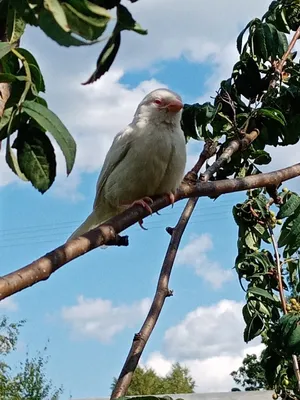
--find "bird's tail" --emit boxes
[67,210,103,241]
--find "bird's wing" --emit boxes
[93,125,134,209]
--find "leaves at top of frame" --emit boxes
[117,4,147,35]
[22,100,76,175]
[6,2,26,44]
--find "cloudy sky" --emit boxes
[1,0,298,399]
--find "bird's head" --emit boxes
[134,88,183,125]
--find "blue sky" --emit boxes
[2,0,297,399]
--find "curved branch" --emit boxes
[0,162,300,301]
[110,198,197,399]
[110,140,217,399]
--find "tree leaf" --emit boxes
[117,4,147,35]
[257,107,286,126]
[44,0,70,31]
[278,215,295,248]
[6,3,26,44]
[22,100,76,174]
[0,73,27,83]
[0,42,14,60]
[83,30,121,84]
[37,10,94,47]
[13,124,56,193]
[277,193,300,219]
[84,0,112,17]
[247,286,276,302]
[5,136,28,182]
[244,313,264,342]
[62,2,109,41]
[17,48,45,92]
[251,149,272,165]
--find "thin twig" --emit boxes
[269,226,300,391]
[110,140,217,399]
[269,26,300,89]
[269,226,287,312]
[1,162,300,301]
[110,198,198,399]
[200,129,259,182]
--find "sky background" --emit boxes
[1,1,300,399]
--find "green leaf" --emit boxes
[22,100,76,174]
[38,10,94,47]
[5,136,28,182]
[0,42,14,59]
[276,30,288,58]
[13,124,56,193]
[83,30,121,84]
[278,215,295,248]
[117,4,147,35]
[247,286,276,302]
[62,2,109,41]
[17,48,46,92]
[0,73,27,83]
[257,107,286,126]
[44,0,70,31]
[252,22,270,60]
[84,0,112,17]
[6,3,26,44]
[277,193,300,219]
[251,149,272,165]
[244,313,264,342]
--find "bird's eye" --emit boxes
[154,99,162,105]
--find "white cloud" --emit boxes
[143,300,264,392]
[117,0,270,71]
[61,295,151,342]
[177,234,233,288]
[0,297,18,312]
[163,300,252,360]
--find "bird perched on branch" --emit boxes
[68,88,187,241]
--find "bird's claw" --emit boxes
[127,197,153,230]
[138,219,148,230]
[165,192,175,208]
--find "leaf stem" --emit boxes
[11,48,31,106]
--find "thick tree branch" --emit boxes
[110,140,217,399]
[0,162,300,302]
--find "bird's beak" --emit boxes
[167,99,183,113]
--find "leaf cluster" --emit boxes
[232,187,300,398]
[181,0,300,180]
[0,0,145,193]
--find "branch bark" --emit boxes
[1,162,300,302]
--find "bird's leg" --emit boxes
[164,192,175,208]
[122,197,154,230]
